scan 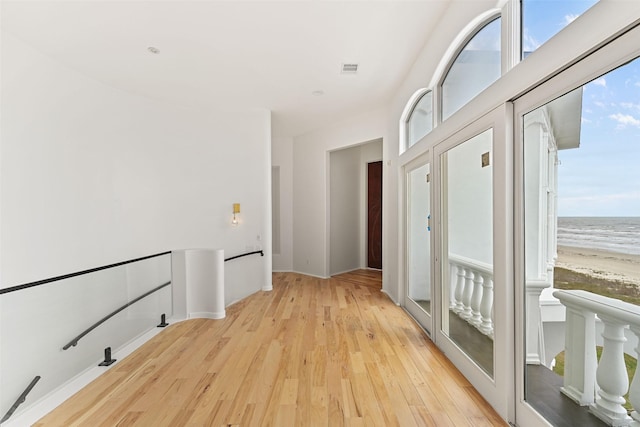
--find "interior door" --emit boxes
[367,161,383,269]
[404,155,433,334]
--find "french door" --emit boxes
[404,106,513,420]
[434,107,513,419]
[403,16,640,427]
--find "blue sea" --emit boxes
[557,217,640,256]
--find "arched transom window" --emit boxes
[441,17,501,121]
[406,90,433,149]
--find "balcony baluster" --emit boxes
[628,325,640,427]
[591,315,632,426]
[460,268,474,320]
[449,264,458,310]
[453,265,466,314]
[479,273,493,337]
[448,255,494,338]
[470,272,483,327]
[554,289,640,427]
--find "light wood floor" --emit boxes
[35,271,506,426]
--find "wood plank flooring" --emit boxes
[526,365,606,427]
[35,271,506,426]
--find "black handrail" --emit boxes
[62,281,171,350]
[224,250,264,262]
[0,251,171,296]
[1,375,41,423]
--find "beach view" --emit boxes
[552,219,640,413]
[555,217,640,304]
[522,32,640,423]
[550,52,640,302]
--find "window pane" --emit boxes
[407,163,431,315]
[522,56,640,426]
[407,91,433,148]
[522,0,598,59]
[441,18,501,121]
[441,128,494,378]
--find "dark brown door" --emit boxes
[367,161,383,269]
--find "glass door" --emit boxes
[440,128,495,376]
[433,106,513,420]
[515,24,640,427]
[404,155,433,333]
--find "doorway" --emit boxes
[328,139,383,276]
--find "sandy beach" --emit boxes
[556,245,640,287]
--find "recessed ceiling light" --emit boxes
[147,46,160,54]
[312,90,324,96]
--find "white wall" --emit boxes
[358,140,383,268]
[1,34,271,305]
[329,146,361,275]
[293,108,387,278]
[271,137,293,272]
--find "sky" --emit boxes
[524,0,640,217]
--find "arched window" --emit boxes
[441,17,501,121]
[406,90,433,149]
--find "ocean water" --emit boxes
[557,217,640,256]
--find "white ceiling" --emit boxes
[2,1,452,137]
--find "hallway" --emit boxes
[35,271,505,426]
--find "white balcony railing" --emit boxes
[554,290,640,427]
[449,254,494,338]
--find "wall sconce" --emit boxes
[232,203,240,225]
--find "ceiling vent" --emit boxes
[341,63,359,74]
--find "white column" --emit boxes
[177,249,226,320]
[525,282,549,365]
[470,271,483,327]
[560,305,597,406]
[460,268,474,320]
[479,273,494,337]
[590,315,632,426]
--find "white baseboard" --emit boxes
[329,267,361,276]
[380,288,400,305]
[291,270,329,279]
